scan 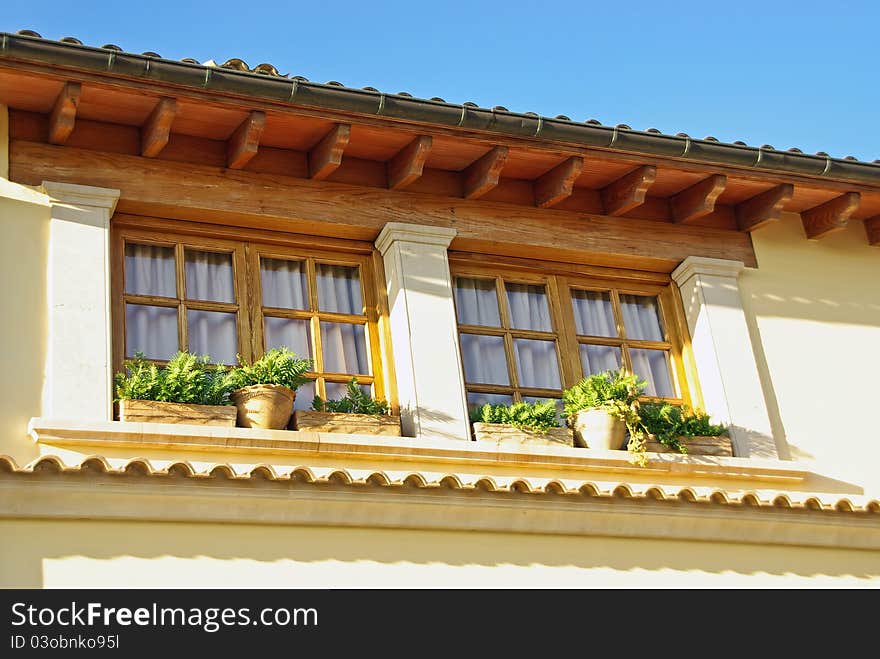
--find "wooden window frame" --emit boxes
[450,254,699,409]
[111,217,394,411]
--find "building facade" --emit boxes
[1,30,878,587]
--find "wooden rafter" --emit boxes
[309,123,351,180]
[534,156,584,208]
[600,165,656,216]
[671,174,727,223]
[463,146,508,199]
[387,135,432,190]
[801,192,860,240]
[226,111,266,170]
[735,184,794,232]
[48,82,81,145]
[865,216,880,247]
[141,97,177,158]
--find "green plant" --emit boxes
[225,347,312,392]
[562,368,649,465]
[311,377,390,415]
[114,351,233,406]
[470,400,561,433]
[637,402,726,454]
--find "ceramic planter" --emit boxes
[571,409,626,450]
[645,434,733,457]
[230,384,295,429]
[472,422,573,448]
[293,410,401,436]
[118,399,236,426]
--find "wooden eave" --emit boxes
[1,32,879,262]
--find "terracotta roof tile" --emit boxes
[3,453,878,515]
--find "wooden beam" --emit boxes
[226,110,266,170]
[801,192,860,240]
[735,184,794,232]
[463,146,508,199]
[47,82,81,145]
[671,174,727,223]
[600,165,656,216]
[534,156,584,208]
[387,135,432,190]
[140,97,176,158]
[309,123,351,180]
[865,216,880,247]
[10,140,758,271]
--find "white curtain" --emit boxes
[580,344,621,376]
[125,244,175,297]
[317,264,362,314]
[125,304,177,360]
[321,322,368,374]
[460,333,508,385]
[261,258,308,309]
[454,278,500,326]
[620,294,663,341]
[630,348,673,398]
[264,317,312,359]
[505,283,551,331]
[513,338,560,389]
[185,251,234,302]
[571,290,616,337]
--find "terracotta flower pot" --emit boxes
[230,384,295,429]
[572,409,626,450]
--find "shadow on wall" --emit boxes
[2,518,877,588]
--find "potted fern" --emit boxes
[471,400,572,447]
[225,347,312,430]
[114,351,236,426]
[295,377,400,436]
[638,402,731,456]
[562,369,646,455]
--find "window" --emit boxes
[112,225,389,410]
[451,257,693,415]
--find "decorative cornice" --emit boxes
[41,180,121,214]
[375,222,457,255]
[672,255,746,287]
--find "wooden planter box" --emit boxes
[645,435,733,457]
[473,422,573,448]
[293,410,401,436]
[118,399,237,426]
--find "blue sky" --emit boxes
[4,0,878,161]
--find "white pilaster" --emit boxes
[672,256,779,458]
[375,223,470,441]
[41,181,120,421]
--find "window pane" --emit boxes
[630,348,674,398]
[187,309,238,365]
[571,289,616,337]
[460,333,509,385]
[264,317,312,359]
[579,344,622,376]
[125,303,177,360]
[125,244,176,297]
[513,338,560,389]
[321,322,369,374]
[620,294,664,341]
[324,381,372,401]
[293,380,316,411]
[505,283,552,332]
[467,391,513,415]
[317,264,362,314]
[184,250,234,303]
[261,258,308,310]
[454,277,501,327]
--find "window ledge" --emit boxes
[28,417,810,489]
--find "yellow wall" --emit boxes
[2,519,878,588]
[0,179,50,466]
[741,213,880,489]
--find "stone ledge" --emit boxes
[28,417,810,487]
